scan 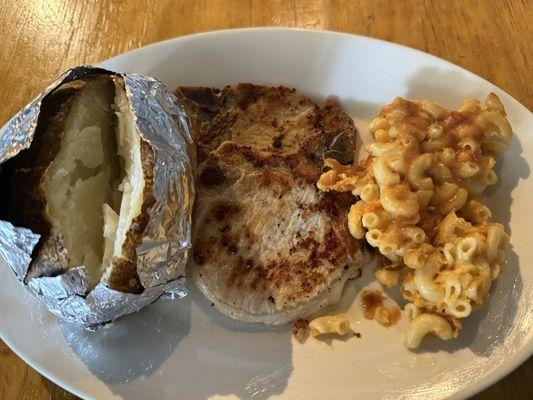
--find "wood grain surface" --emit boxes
[0,0,531,399]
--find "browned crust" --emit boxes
[106,139,156,293]
[176,85,357,168]
[175,85,310,162]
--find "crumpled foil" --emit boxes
[0,66,195,327]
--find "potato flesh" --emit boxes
[102,203,119,270]
[107,83,144,265]
[42,78,123,288]
[42,77,145,290]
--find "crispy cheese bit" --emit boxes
[292,318,310,342]
[360,289,401,327]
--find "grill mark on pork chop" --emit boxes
[213,141,322,184]
[212,201,241,221]
[193,157,352,306]
[198,163,227,187]
[177,84,371,325]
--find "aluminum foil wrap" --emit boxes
[0,66,195,326]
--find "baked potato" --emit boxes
[0,74,156,294]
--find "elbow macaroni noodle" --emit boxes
[317,94,512,348]
[405,313,455,348]
[309,315,351,337]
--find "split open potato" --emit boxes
[0,75,156,293]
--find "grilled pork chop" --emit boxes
[177,84,371,325]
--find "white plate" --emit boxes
[1,28,532,400]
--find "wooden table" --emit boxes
[0,0,531,399]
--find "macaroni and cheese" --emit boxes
[318,93,512,348]
[309,315,351,337]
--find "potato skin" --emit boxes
[24,228,70,282]
[106,139,156,293]
[0,83,83,282]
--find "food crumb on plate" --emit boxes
[360,289,401,327]
[292,318,310,342]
